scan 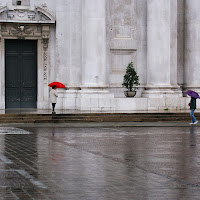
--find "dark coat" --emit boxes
[190,97,196,110]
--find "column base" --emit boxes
[56,89,115,111]
[142,86,183,110]
[77,90,115,111]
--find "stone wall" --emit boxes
[0,0,198,111]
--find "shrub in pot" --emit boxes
[122,62,140,97]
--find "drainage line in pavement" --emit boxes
[136,165,199,188]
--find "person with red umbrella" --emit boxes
[48,82,66,89]
[48,82,66,114]
[49,85,58,114]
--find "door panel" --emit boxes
[5,40,37,108]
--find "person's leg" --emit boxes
[52,103,55,112]
[193,110,198,124]
[190,109,196,123]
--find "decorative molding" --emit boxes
[42,36,49,50]
[0,6,55,24]
[37,25,42,33]
[42,37,49,81]
[7,13,15,19]
[36,6,55,21]
[16,10,27,18]
[42,26,50,82]
[9,24,34,37]
[0,6,7,14]
[1,24,43,38]
[1,24,7,32]
[41,3,48,10]
[109,0,136,39]
[110,49,137,73]
[109,49,137,88]
[0,23,50,82]
[28,12,36,20]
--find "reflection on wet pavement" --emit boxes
[0,126,200,199]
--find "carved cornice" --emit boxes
[10,24,34,35]
[0,6,55,24]
[0,23,40,39]
[36,6,55,22]
[0,6,7,14]
[1,23,50,40]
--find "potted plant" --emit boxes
[122,62,140,97]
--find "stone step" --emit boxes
[52,114,191,119]
[0,113,50,117]
[0,112,193,117]
[34,117,191,123]
[0,113,194,123]
[0,120,35,123]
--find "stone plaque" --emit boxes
[110,0,136,38]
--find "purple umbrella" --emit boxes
[185,90,200,99]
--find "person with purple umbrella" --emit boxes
[189,97,198,125]
[185,90,199,125]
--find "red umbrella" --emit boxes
[48,82,66,88]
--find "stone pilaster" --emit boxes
[55,0,82,90]
[184,0,200,93]
[73,0,115,111]
[143,0,182,110]
[69,0,82,89]
[81,0,107,89]
[0,24,4,109]
[55,0,70,85]
[177,0,185,88]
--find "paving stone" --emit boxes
[0,126,199,199]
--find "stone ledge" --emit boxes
[115,98,148,111]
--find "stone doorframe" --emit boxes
[0,6,55,109]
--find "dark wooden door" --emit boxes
[5,40,37,108]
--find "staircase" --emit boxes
[0,112,195,123]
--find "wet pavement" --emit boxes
[0,125,199,199]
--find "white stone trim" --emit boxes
[0,23,51,109]
[36,6,55,23]
[0,38,5,109]
[0,6,7,14]
[0,5,55,24]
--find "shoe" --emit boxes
[189,123,194,125]
[194,121,198,125]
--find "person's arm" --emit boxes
[54,90,58,97]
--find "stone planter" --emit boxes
[124,91,136,97]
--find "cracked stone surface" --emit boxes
[0,125,199,199]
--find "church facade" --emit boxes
[0,0,196,111]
